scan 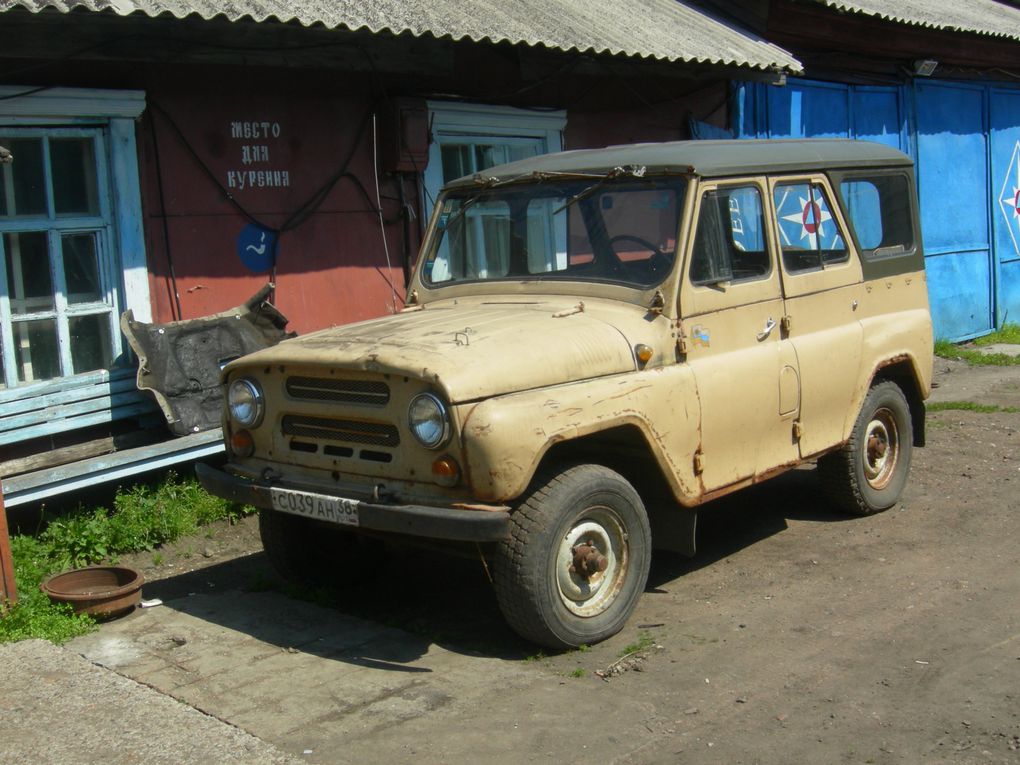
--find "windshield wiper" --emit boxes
[552,165,648,216]
[439,194,484,230]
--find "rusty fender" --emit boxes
[455,365,703,504]
[843,307,933,440]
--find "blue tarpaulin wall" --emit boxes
[735,79,1020,341]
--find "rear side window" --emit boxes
[773,182,848,273]
[838,174,915,259]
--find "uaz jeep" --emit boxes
[198,139,933,648]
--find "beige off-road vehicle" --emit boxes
[198,139,933,649]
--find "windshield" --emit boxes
[422,176,688,289]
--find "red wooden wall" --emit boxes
[132,65,727,334]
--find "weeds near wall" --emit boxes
[935,323,1020,366]
[0,474,251,645]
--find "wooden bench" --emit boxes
[0,366,223,507]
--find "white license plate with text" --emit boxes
[268,486,359,527]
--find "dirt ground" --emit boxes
[103,356,1020,764]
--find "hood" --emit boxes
[230,299,641,402]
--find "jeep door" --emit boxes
[679,179,801,493]
[767,174,864,457]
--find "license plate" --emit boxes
[268,486,359,527]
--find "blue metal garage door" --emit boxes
[737,78,1020,340]
[991,89,1020,328]
[915,82,992,339]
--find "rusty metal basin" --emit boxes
[41,565,143,619]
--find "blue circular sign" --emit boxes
[237,224,279,273]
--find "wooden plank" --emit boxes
[0,375,143,419]
[0,389,156,437]
[0,401,157,447]
[0,366,135,405]
[0,429,160,478]
[1,429,225,508]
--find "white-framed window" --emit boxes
[0,86,148,388]
[424,102,566,215]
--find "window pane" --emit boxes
[441,145,472,182]
[691,186,769,285]
[839,175,914,259]
[774,182,848,272]
[69,313,112,374]
[0,136,47,217]
[474,143,537,170]
[62,233,103,303]
[426,198,511,282]
[425,177,686,288]
[14,318,60,382]
[440,142,542,184]
[51,138,99,216]
[4,231,55,313]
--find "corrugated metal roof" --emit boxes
[814,0,1020,42]
[0,0,802,73]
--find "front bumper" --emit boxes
[196,463,510,542]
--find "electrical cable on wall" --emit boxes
[148,100,403,314]
[372,112,401,313]
[146,108,184,321]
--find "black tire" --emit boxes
[259,509,370,585]
[818,380,913,515]
[492,464,652,649]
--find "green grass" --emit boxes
[927,401,1020,414]
[972,322,1020,346]
[935,323,1020,366]
[618,632,655,658]
[569,667,585,678]
[0,473,252,645]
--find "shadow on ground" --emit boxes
[143,466,845,661]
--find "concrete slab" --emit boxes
[972,343,1020,358]
[65,588,659,764]
[0,639,299,765]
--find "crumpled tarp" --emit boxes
[121,284,294,435]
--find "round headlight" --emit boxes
[228,378,264,428]
[408,393,450,449]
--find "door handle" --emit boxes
[757,317,777,341]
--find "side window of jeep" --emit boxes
[689,184,770,285]
[772,181,848,273]
[837,173,916,260]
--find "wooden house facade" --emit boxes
[0,0,799,505]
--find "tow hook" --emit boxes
[569,541,609,579]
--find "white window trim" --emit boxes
[0,86,145,121]
[1,85,151,327]
[424,101,566,219]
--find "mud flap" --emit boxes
[646,504,697,557]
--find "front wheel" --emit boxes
[818,380,914,515]
[492,464,652,649]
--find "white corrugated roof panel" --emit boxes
[815,0,1020,42]
[0,0,802,72]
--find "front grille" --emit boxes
[286,376,390,406]
[282,415,399,447]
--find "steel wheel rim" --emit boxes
[863,407,899,489]
[556,507,629,617]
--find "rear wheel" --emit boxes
[818,381,913,515]
[492,464,652,649]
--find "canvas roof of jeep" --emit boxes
[443,139,913,189]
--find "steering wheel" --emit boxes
[607,234,672,275]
